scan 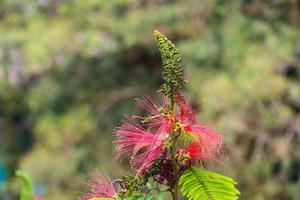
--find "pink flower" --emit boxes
[115,121,157,159]
[135,95,162,116]
[176,94,223,162]
[184,123,223,163]
[135,95,170,128]
[116,93,223,173]
[80,171,116,200]
[115,121,167,175]
[133,124,170,175]
[134,144,164,175]
[186,142,203,160]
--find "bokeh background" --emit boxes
[0,0,299,199]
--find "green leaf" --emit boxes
[154,30,184,97]
[15,170,34,200]
[179,167,240,200]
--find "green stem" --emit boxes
[169,93,179,200]
[170,95,175,111]
[173,183,179,200]
[170,143,179,200]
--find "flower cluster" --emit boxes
[80,31,224,200]
[81,93,223,199]
[116,94,223,174]
[80,171,116,200]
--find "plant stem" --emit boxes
[172,182,179,200]
[170,143,179,200]
[169,93,179,200]
[170,95,175,111]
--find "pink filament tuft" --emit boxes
[80,171,116,200]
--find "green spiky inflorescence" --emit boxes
[154,31,185,98]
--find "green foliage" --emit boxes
[154,31,184,97]
[15,170,34,200]
[179,167,240,200]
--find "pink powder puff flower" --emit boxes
[80,171,116,200]
[135,95,171,128]
[186,142,203,160]
[115,121,157,160]
[184,123,223,163]
[134,144,164,175]
[114,121,167,175]
[133,123,170,175]
[135,95,163,116]
[175,94,223,162]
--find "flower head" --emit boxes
[174,94,223,163]
[135,95,162,116]
[115,121,157,160]
[186,142,203,160]
[133,124,170,175]
[80,171,116,200]
[114,121,167,175]
[184,124,223,163]
[135,95,170,127]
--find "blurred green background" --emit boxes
[0,0,299,199]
